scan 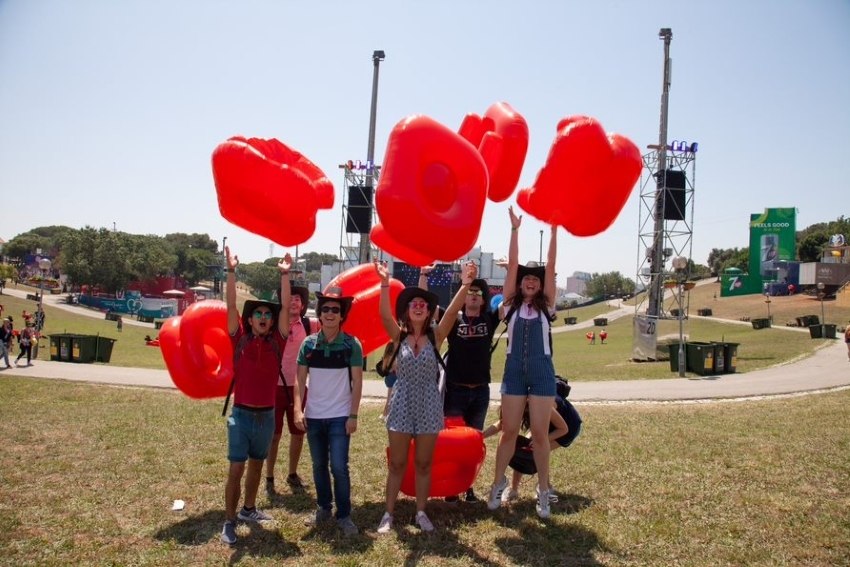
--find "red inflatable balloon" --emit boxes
[458,102,529,203]
[159,301,233,399]
[371,115,488,266]
[394,417,486,497]
[179,300,233,388]
[325,263,404,357]
[212,136,334,247]
[517,115,641,236]
[159,317,207,399]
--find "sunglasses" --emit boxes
[320,306,341,314]
[408,300,429,309]
[467,289,483,296]
[252,311,273,320]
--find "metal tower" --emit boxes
[338,50,385,270]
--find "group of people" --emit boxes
[0,311,40,369]
[220,207,578,545]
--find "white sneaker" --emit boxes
[502,488,519,503]
[415,511,434,532]
[376,512,393,534]
[487,476,508,510]
[536,487,551,519]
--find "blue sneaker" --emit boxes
[238,506,272,523]
[221,520,237,545]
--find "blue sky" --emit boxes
[1,1,848,284]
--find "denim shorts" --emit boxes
[501,354,556,397]
[227,406,275,462]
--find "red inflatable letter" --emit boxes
[371,116,488,266]
[517,116,641,236]
[325,264,404,356]
[212,136,334,246]
[458,102,529,203]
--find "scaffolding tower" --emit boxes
[634,147,696,319]
[338,162,381,271]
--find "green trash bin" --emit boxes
[823,324,837,339]
[668,343,687,373]
[711,342,726,374]
[48,335,61,361]
[564,317,577,325]
[808,324,823,339]
[71,335,99,363]
[594,318,608,326]
[95,336,116,363]
[59,335,75,361]
[721,342,739,373]
[686,342,715,376]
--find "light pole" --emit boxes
[672,256,688,377]
[221,236,227,299]
[817,282,826,336]
[35,257,51,358]
[764,293,772,322]
[539,230,543,264]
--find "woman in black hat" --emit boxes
[373,260,478,534]
[487,206,558,520]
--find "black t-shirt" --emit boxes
[445,309,500,386]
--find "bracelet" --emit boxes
[511,227,518,232]
[226,268,235,273]
[349,414,358,419]
[281,271,289,275]
[380,285,389,288]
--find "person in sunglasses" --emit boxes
[372,260,478,534]
[292,287,363,536]
[221,246,292,546]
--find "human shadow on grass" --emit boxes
[266,485,315,514]
[153,509,302,561]
[492,493,605,567]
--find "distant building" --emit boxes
[566,271,591,295]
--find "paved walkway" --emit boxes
[3,338,848,404]
[3,287,848,404]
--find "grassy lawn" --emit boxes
[1,377,848,566]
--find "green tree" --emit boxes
[585,272,635,299]
[240,262,280,298]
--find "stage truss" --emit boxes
[634,149,696,319]
[338,163,381,271]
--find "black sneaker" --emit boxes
[444,495,460,503]
[464,488,479,503]
[286,473,306,489]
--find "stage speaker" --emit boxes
[655,169,686,221]
[346,185,373,234]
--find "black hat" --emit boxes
[279,281,310,317]
[516,262,546,286]
[395,286,439,321]
[468,278,491,308]
[315,286,354,320]
[241,299,281,331]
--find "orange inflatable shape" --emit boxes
[518,115,641,236]
[212,136,334,247]
[395,417,486,497]
[458,102,529,203]
[324,264,404,357]
[371,115,488,266]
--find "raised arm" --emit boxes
[544,224,557,307]
[374,261,400,341]
[417,263,434,290]
[435,261,477,344]
[501,206,522,312]
[277,253,293,337]
[225,246,239,334]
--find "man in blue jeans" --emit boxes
[220,247,292,546]
[293,287,363,536]
[442,277,499,502]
